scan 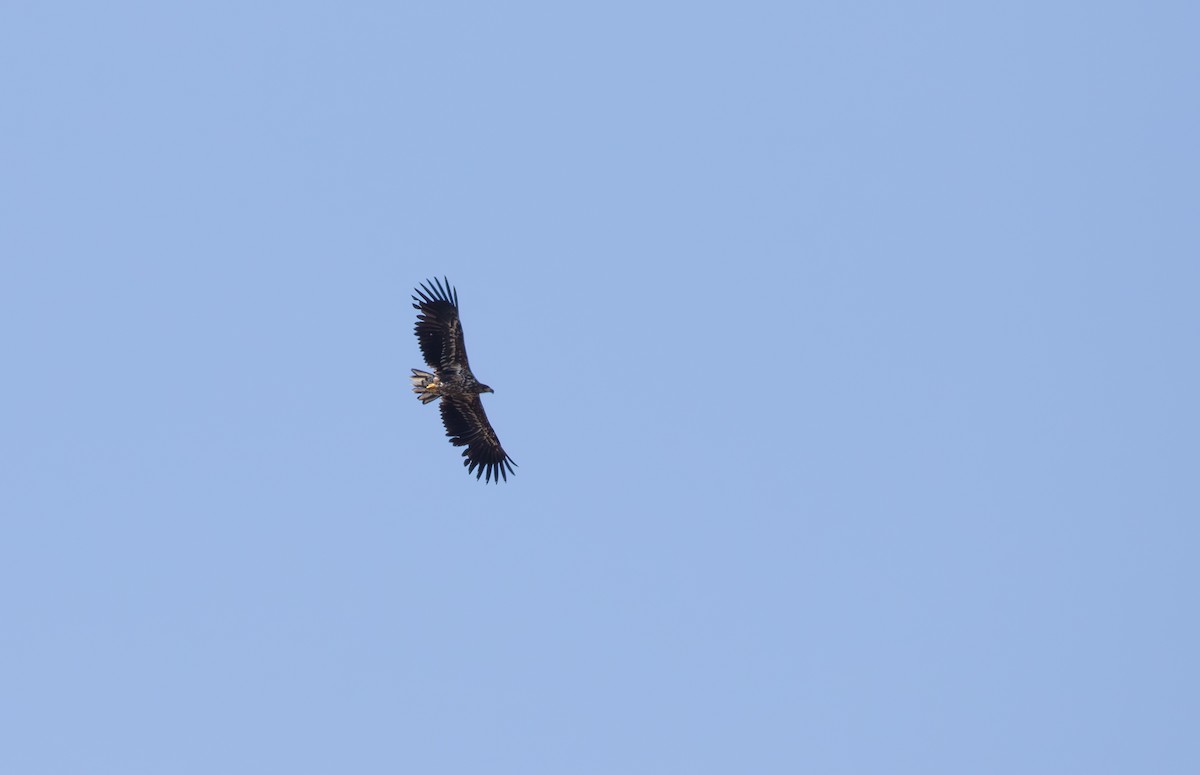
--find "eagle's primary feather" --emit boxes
[411,277,516,483]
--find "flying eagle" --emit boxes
[410,277,516,483]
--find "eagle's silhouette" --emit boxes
[410,277,516,483]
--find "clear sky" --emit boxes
[2,2,1197,773]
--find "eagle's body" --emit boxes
[410,277,516,483]
[410,365,486,405]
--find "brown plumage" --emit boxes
[410,277,516,483]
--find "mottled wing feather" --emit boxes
[412,276,470,370]
[439,396,517,484]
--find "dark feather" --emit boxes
[440,396,517,483]
[412,276,469,371]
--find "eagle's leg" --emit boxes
[410,369,441,404]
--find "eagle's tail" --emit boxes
[410,369,441,404]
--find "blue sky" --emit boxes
[2,2,1197,773]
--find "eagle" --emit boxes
[410,277,516,483]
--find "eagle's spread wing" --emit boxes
[440,396,517,483]
[412,276,469,371]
